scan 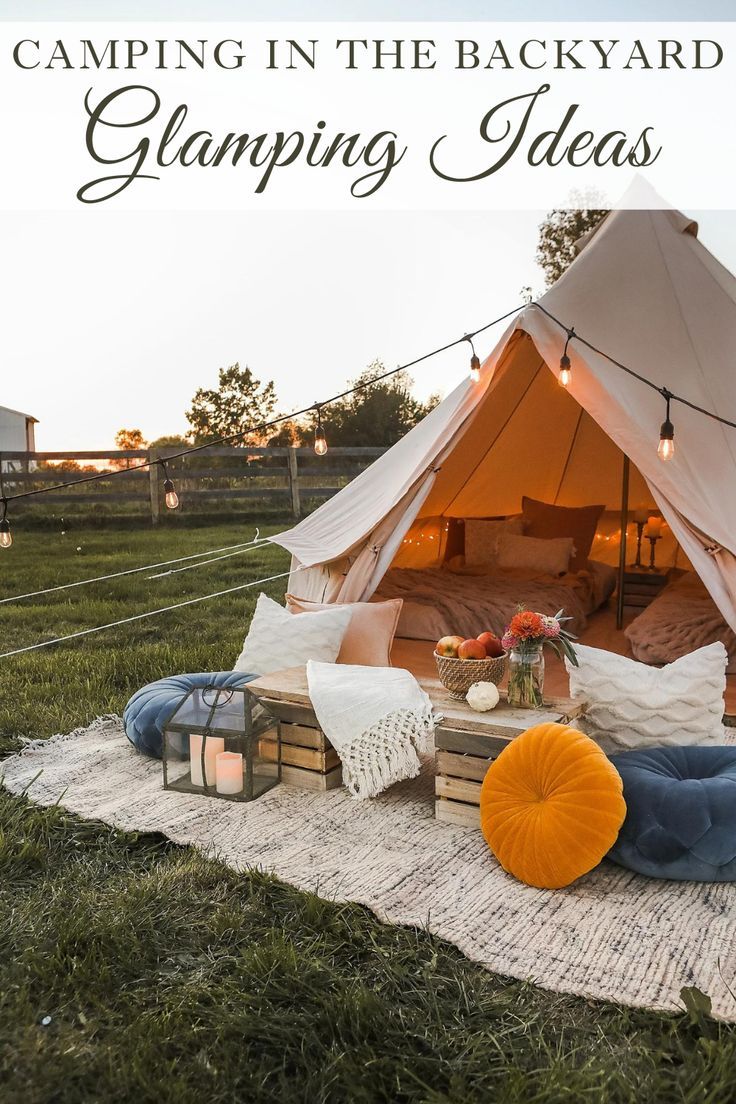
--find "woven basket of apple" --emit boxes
[434,633,507,700]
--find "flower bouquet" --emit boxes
[502,608,578,709]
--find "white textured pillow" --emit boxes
[565,642,727,753]
[234,593,352,677]
[496,531,574,575]
[465,516,524,566]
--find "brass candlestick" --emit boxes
[647,535,661,570]
[630,520,646,568]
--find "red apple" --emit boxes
[436,635,464,658]
[477,631,505,658]
[458,638,487,660]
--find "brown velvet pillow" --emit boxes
[521,497,604,573]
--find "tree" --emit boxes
[266,421,304,448]
[148,434,191,453]
[319,361,438,448]
[536,189,608,287]
[112,428,147,469]
[186,363,278,444]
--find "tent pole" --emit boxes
[616,454,630,630]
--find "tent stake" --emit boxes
[616,454,630,630]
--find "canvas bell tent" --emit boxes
[273,193,736,635]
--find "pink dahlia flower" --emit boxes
[541,616,561,638]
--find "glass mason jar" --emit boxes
[506,644,545,709]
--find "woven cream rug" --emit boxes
[3,716,736,1021]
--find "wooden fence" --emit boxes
[0,446,386,523]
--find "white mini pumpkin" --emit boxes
[466,681,500,712]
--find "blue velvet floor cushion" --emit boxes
[609,746,736,882]
[124,672,255,759]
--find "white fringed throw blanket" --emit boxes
[306,661,437,798]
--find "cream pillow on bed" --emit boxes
[465,517,524,567]
[234,593,352,677]
[565,642,727,753]
[496,532,574,575]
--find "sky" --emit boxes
[2,207,735,452]
[1,1,733,450]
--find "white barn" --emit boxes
[0,405,38,470]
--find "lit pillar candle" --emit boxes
[215,751,244,795]
[189,734,225,787]
[645,516,663,537]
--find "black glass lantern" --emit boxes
[162,685,280,801]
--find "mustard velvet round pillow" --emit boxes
[480,722,626,889]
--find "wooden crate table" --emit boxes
[247,667,344,790]
[428,679,585,830]
[621,566,673,611]
[248,667,583,812]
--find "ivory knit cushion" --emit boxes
[285,595,403,667]
[565,642,727,754]
[464,517,525,567]
[234,593,352,677]
[496,532,574,576]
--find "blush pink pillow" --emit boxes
[285,595,403,667]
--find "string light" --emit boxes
[559,327,574,387]
[658,389,675,461]
[0,500,11,549]
[161,460,179,510]
[465,335,481,382]
[314,406,328,456]
[2,299,733,552]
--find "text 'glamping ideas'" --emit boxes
[78,83,661,204]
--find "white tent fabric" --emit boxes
[274,187,736,631]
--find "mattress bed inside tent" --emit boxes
[626,572,736,673]
[376,560,617,643]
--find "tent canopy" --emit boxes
[274,183,736,632]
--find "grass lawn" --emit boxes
[1,521,735,1102]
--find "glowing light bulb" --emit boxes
[559,354,572,387]
[163,478,179,509]
[314,427,328,456]
[0,518,11,549]
[470,354,481,383]
[658,391,675,461]
[658,435,675,461]
[314,407,328,455]
[658,409,675,461]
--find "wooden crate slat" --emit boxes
[436,749,490,783]
[435,727,513,758]
[435,799,480,829]
[281,763,343,791]
[280,723,329,750]
[259,698,319,727]
[435,776,482,804]
[280,744,341,772]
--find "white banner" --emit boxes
[1,21,733,210]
